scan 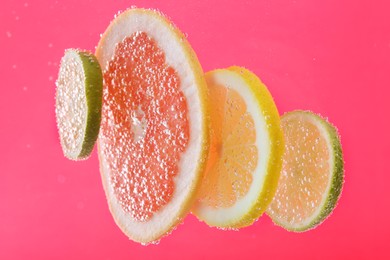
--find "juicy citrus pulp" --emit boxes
[101,32,190,221]
[55,49,103,160]
[192,67,284,229]
[96,8,209,243]
[267,110,344,231]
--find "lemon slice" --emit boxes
[267,110,344,231]
[55,49,103,160]
[96,8,210,244]
[192,66,284,229]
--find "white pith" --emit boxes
[95,9,205,243]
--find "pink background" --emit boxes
[1,0,389,259]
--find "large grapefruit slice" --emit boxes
[95,8,209,243]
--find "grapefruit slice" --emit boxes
[55,49,103,160]
[267,110,344,232]
[95,8,209,243]
[192,67,284,229]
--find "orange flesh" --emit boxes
[197,80,257,208]
[268,115,330,225]
[100,32,189,221]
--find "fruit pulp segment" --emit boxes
[56,53,86,158]
[198,82,257,208]
[270,116,330,224]
[100,32,190,221]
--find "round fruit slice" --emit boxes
[55,49,103,160]
[95,8,209,244]
[267,110,344,232]
[192,66,284,229]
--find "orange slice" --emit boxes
[267,110,344,231]
[95,8,209,244]
[192,67,284,229]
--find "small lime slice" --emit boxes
[267,110,344,232]
[55,49,103,160]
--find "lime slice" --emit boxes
[192,66,284,229]
[267,110,344,231]
[55,49,103,160]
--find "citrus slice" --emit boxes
[95,8,209,244]
[192,67,284,229]
[267,110,344,232]
[55,49,103,160]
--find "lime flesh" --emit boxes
[267,110,344,232]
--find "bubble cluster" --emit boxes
[268,116,330,225]
[55,54,86,159]
[100,32,189,221]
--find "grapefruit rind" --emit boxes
[55,49,103,160]
[193,66,284,229]
[96,8,209,244]
[267,110,344,232]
